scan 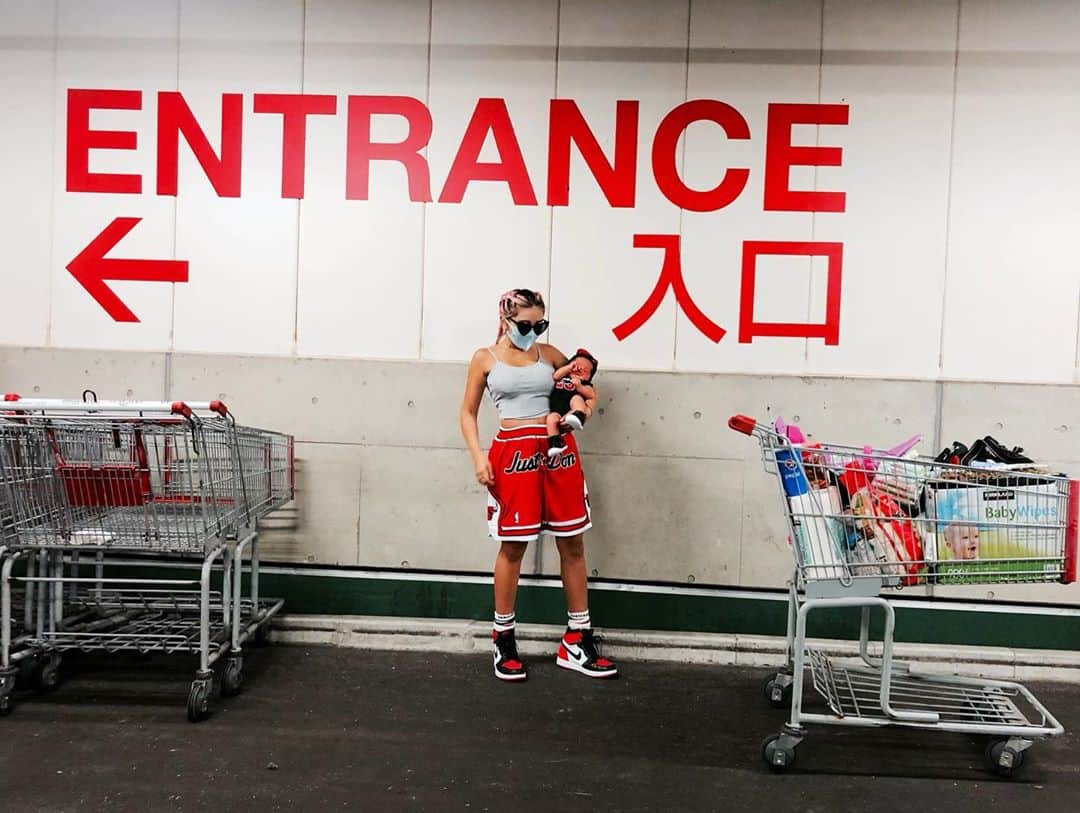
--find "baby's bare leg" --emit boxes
[545,412,562,438]
[568,395,590,418]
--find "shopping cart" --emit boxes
[730,414,1079,777]
[0,396,292,721]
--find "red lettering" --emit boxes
[739,241,843,344]
[764,103,849,212]
[346,95,432,202]
[614,234,726,343]
[547,100,638,208]
[65,89,142,194]
[652,100,750,212]
[439,98,536,205]
[156,92,243,198]
[253,93,338,199]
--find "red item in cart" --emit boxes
[838,457,876,496]
[871,490,924,585]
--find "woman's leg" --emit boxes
[554,534,618,677]
[494,541,528,614]
[555,534,588,613]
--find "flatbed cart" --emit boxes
[0,397,292,720]
[729,414,1078,778]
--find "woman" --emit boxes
[459,289,618,682]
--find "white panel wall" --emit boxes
[0,0,55,348]
[677,0,822,375]
[50,0,178,351]
[172,0,303,356]
[1,0,1079,384]
[421,0,558,361]
[296,0,429,360]
[943,0,1080,384]
[548,0,690,369]
[808,0,957,380]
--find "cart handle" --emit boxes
[2,395,229,417]
[728,414,757,435]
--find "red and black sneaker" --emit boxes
[556,628,619,679]
[493,629,528,681]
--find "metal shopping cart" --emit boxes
[0,396,292,721]
[729,414,1079,778]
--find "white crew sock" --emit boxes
[494,611,516,633]
[567,610,591,630]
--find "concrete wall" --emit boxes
[4,345,1076,607]
[2,0,1080,384]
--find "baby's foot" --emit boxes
[547,435,567,458]
[563,411,587,431]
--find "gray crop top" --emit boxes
[485,347,554,419]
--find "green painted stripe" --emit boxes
[86,561,1080,652]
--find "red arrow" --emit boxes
[67,217,189,323]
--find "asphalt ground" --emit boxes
[0,645,1077,811]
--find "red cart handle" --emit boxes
[728,414,757,435]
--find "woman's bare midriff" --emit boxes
[499,415,548,429]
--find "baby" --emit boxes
[546,349,598,458]
[943,523,981,561]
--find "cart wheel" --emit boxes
[763,675,793,709]
[187,679,211,723]
[985,739,1025,778]
[0,695,12,717]
[761,734,797,772]
[221,656,244,698]
[38,661,61,693]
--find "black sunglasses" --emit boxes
[507,317,549,336]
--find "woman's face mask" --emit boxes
[504,316,548,352]
[506,325,538,351]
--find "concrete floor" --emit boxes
[0,645,1078,811]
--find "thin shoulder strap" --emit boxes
[486,346,499,360]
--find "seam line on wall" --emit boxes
[170,0,181,352]
[937,0,963,375]
[672,0,692,371]
[805,0,826,365]
[1073,286,1080,381]
[417,0,434,361]
[291,0,308,356]
[44,0,60,348]
[543,0,561,317]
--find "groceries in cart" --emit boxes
[761,416,1077,587]
[731,414,1075,776]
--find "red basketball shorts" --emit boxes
[486,425,592,543]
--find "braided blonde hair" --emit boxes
[496,288,545,343]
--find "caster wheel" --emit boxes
[762,734,797,772]
[38,661,61,693]
[985,739,1025,778]
[221,657,244,698]
[763,675,793,709]
[187,679,211,723]
[0,695,12,717]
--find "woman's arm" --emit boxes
[460,349,495,486]
[575,382,597,401]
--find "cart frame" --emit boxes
[730,414,1076,777]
